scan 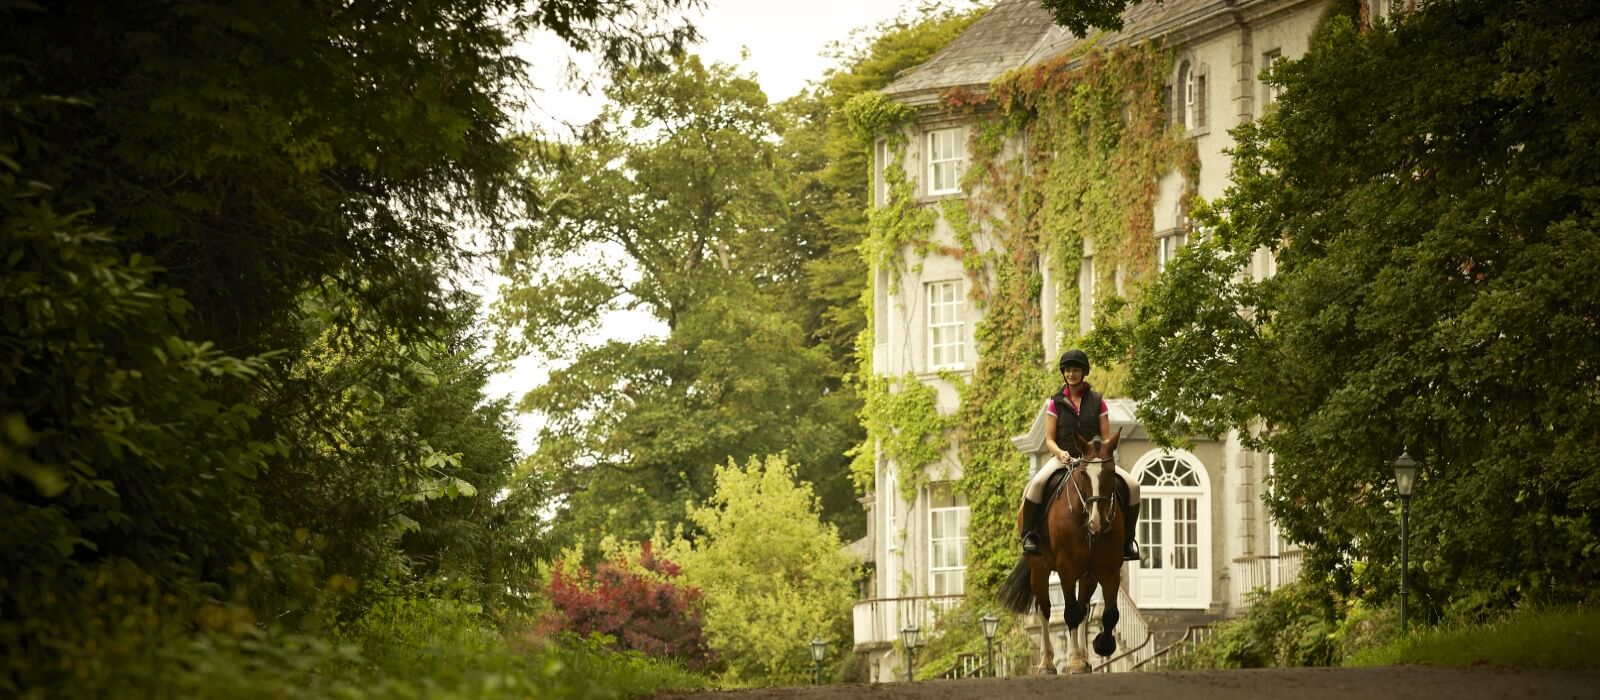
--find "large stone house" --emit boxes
[849,0,1411,680]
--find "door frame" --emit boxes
[1128,448,1213,610]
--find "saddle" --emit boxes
[1028,462,1130,547]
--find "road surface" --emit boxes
[657,667,1599,699]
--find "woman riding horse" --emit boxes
[1019,349,1141,561]
[1001,430,1129,673]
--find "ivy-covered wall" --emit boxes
[848,39,1199,600]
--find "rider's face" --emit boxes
[1063,366,1085,385]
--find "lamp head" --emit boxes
[1393,449,1419,497]
[980,612,999,640]
[810,636,827,662]
[899,624,921,650]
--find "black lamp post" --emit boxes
[810,636,827,686]
[1393,449,1419,635]
[900,624,921,682]
[979,612,999,677]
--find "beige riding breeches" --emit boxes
[1023,457,1139,506]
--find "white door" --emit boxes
[1130,452,1211,609]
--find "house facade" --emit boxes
[848,0,1413,679]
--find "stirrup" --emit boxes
[1022,532,1041,556]
[1123,540,1141,562]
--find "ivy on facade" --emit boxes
[852,39,1201,600]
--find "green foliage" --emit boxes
[895,41,1194,598]
[1165,581,1344,669]
[841,91,918,143]
[1,0,695,693]
[862,141,942,283]
[1344,603,1600,670]
[902,601,1033,681]
[666,455,858,686]
[780,5,983,373]
[261,299,545,619]
[499,56,863,547]
[24,592,709,699]
[852,374,958,493]
[1039,0,1152,35]
[1111,0,1600,618]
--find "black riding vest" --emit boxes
[1051,384,1103,458]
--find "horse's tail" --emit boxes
[998,558,1033,614]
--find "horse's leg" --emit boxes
[1055,572,1080,674]
[1093,568,1123,661]
[1031,565,1056,675]
[1065,576,1095,674]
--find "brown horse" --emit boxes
[999,430,1126,674]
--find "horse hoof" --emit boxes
[1067,663,1090,675]
[1036,664,1058,676]
[1093,631,1117,657]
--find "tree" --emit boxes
[0,0,695,691]
[1039,0,1153,34]
[665,456,858,686]
[1104,0,1600,618]
[778,5,986,373]
[498,56,860,546]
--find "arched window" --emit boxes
[1176,61,1192,129]
[1173,59,1208,131]
[1139,454,1202,487]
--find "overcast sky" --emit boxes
[486,0,979,452]
[519,0,978,129]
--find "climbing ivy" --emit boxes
[850,374,955,498]
[849,40,1196,599]
[844,92,937,284]
[950,40,1198,597]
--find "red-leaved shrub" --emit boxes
[542,541,714,670]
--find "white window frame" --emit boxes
[1080,254,1095,335]
[874,139,890,206]
[927,483,969,596]
[1186,68,1197,129]
[926,127,967,196]
[1262,49,1283,107]
[1157,230,1189,272]
[1177,61,1193,129]
[927,279,966,370]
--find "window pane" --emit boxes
[927,280,965,369]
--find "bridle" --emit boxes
[1064,456,1117,542]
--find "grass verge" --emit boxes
[1343,604,1600,670]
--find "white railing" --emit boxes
[1229,548,1305,611]
[851,595,965,650]
[939,649,1015,679]
[1132,624,1214,672]
[1092,585,1154,673]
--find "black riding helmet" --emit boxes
[1058,349,1091,376]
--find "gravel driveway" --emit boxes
[657,666,1600,700]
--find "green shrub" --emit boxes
[1166,581,1343,669]
[20,593,709,699]
[1344,603,1600,670]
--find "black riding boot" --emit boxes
[1021,500,1044,555]
[1122,501,1142,562]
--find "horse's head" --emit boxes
[1074,429,1123,540]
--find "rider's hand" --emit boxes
[1057,453,1072,465]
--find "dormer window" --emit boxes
[1173,60,1208,132]
[926,127,967,195]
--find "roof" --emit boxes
[883,0,1234,100]
[1021,0,1226,68]
[881,0,1056,99]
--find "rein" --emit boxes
[1051,457,1117,543]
